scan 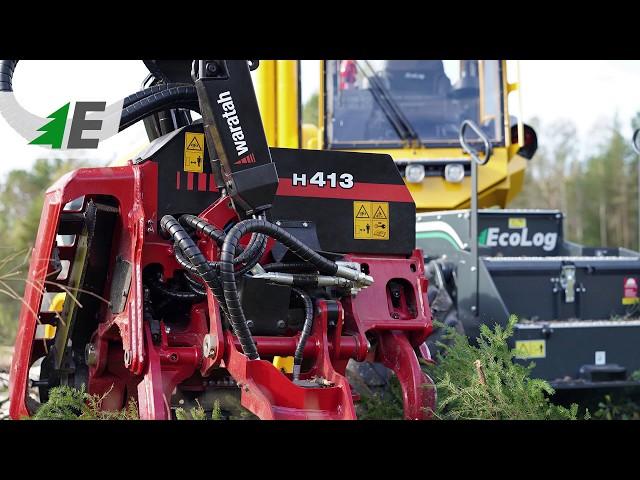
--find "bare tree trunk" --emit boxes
[600,201,607,246]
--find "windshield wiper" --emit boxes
[355,60,420,146]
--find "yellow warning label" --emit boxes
[509,217,527,229]
[622,297,640,305]
[515,340,546,359]
[356,204,370,219]
[353,201,389,240]
[184,132,205,173]
[373,206,387,219]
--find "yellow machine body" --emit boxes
[253,60,529,212]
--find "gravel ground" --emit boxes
[1,371,10,420]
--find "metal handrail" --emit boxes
[459,119,493,165]
[459,119,492,319]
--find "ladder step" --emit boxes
[58,212,85,235]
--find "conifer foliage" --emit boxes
[32,385,138,420]
[425,315,580,420]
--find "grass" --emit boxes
[0,246,113,349]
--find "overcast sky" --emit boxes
[1,60,639,180]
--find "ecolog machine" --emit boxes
[4,60,435,419]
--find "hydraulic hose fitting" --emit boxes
[335,265,374,287]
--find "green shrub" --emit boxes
[356,375,404,420]
[593,394,640,420]
[32,385,138,420]
[424,315,580,420]
[175,399,222,420]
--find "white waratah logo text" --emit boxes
[217,90,248,156]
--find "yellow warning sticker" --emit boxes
[509,217,527,229]
[184,132,205,173]
[515,340,546,359]
[622,297,640,305]
[353,201,389,240]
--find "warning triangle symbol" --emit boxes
[356,205,370,218]
[373,206,387,219]
[187,137,202,151]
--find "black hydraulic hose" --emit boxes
[173,235,263,278]
[119,86,199,131]
[160,215,266,358]
[222,219,338,276]
[160,215,225,296]
[287,274,324,288]
[263,262,319,273]
[183,272,207,296]
[0,60,18,92]
[183,270,205,288]
[234,232,268,274]
[179,214,267,265]
[123,83,191,108]
[219,219,339,360]
[179,214,227,247]
[173,243,229,317]
[291,287,314,380]
[146,273,205,301]
[173,244,200,275]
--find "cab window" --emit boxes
[325,60,504,149]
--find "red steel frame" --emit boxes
[9,160,435,420]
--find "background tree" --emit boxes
[302,92,319,125]
[513,113,640,250]
[0,157,91,345]
[512,117,578,214]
